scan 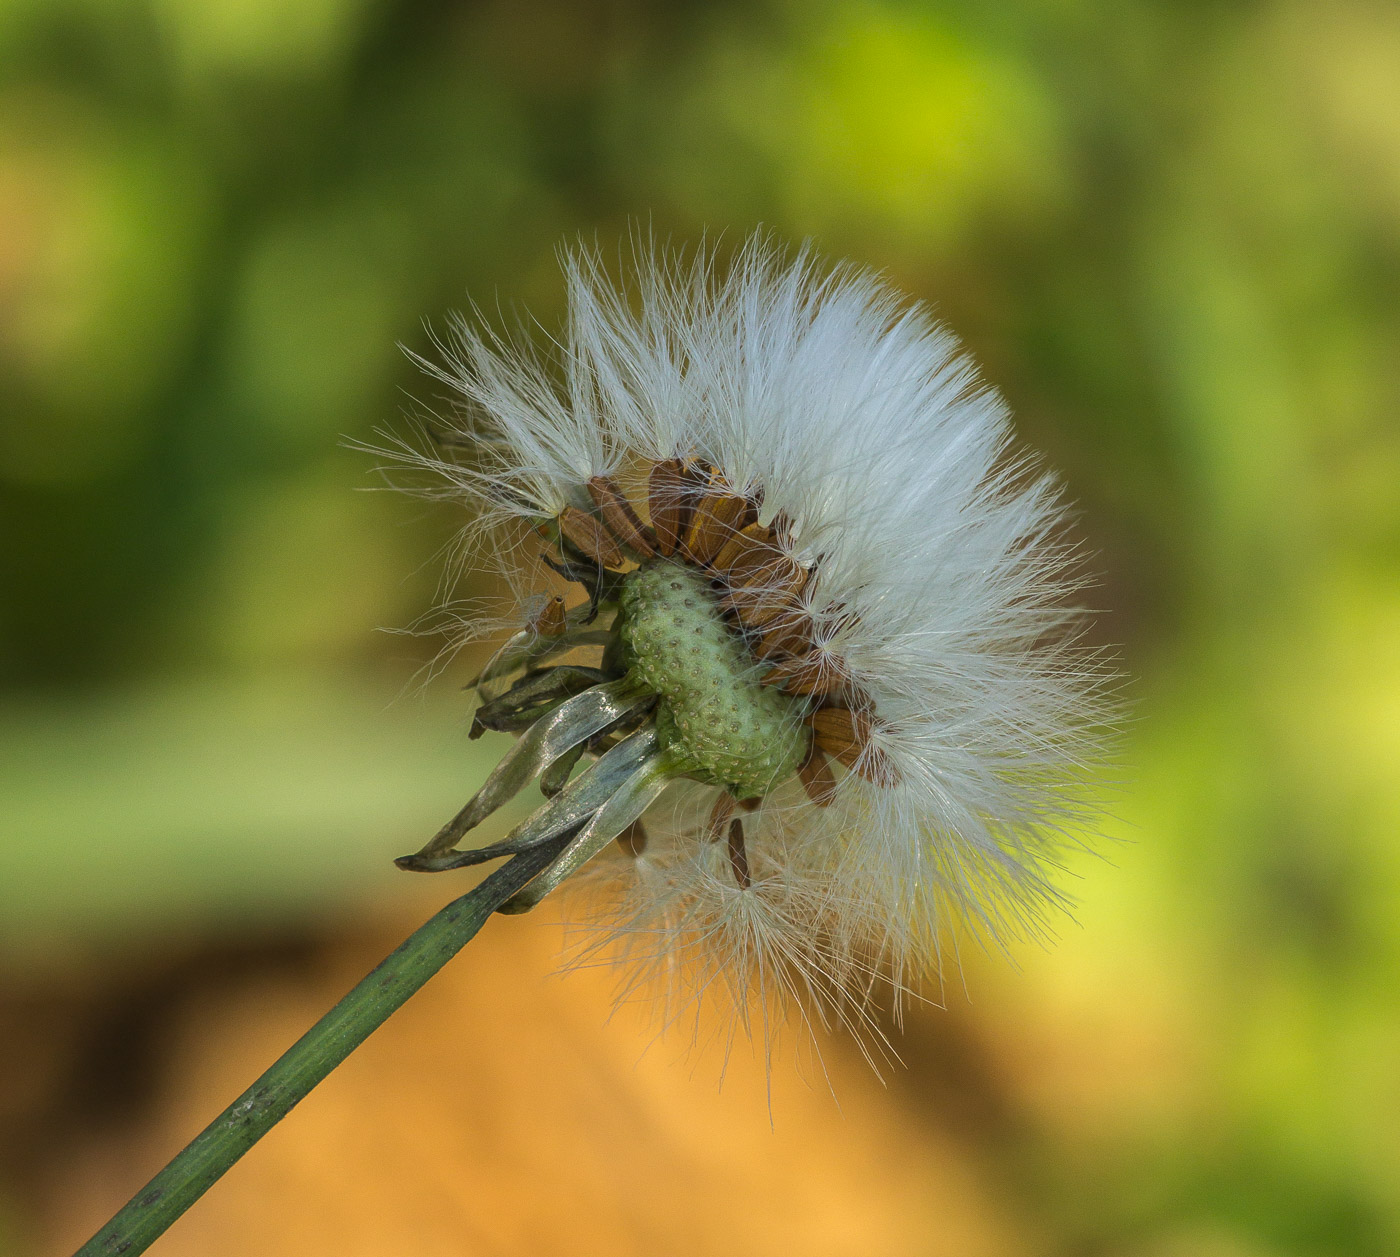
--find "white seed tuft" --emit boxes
[393,233,1116,1059]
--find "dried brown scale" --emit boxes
[587,475,656,556]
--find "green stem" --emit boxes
[73,843,563,1257]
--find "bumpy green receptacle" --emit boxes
[619,560,810,799]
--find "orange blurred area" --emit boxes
[29,903,1022,1257]
[3,0,1399,1253]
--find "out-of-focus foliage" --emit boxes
[1,0,1398,1253]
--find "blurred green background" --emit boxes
[2,0,1398,1254]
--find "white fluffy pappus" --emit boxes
[386,234,1114,1063]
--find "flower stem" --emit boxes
[73,842,564,1257]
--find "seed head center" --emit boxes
[619,560,810,799]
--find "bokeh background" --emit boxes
[3,1,1398,1254]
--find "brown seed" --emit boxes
[763,650,850,698]
[752,611,817,662]
[559,506,623,568]
[705,791,737,843]
[810,707,899,786]
[811,705,869,763]
[855,747,900,787]
[682,491,758,566]
[725,545,792,592]
[531,595,567,638]
[726,555,805,622]
[711,520,779,574]
[726,817,752,889]
[587,475,656,556]
[647,458,700,556]
[797,746,837,807]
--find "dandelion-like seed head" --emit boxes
[388,234,1112,1058]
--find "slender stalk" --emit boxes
[73,843,563,1257]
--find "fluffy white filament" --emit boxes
[398,235,1111,1051]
